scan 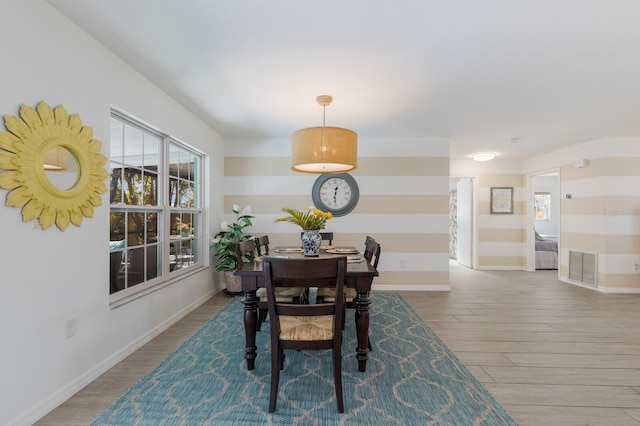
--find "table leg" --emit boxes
[242,290,259,370]
[355,290,371,372]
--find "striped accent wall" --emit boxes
[525,137,640,292]
[560,151,640,291]
[476,173,526,269]
[223,137,451,291]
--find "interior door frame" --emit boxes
[526,168,561,273]
[450,176,476,269]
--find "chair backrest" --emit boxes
[255,235,270,256]
[236,239,257,266]
[363,236,381,269]
[263,256,346,342]
[300,231,334,245]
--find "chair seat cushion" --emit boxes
[317,287,357,302]
[257,286,305,302]
[278,315,334,341]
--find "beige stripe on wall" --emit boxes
[478,174,525,188]
[562,233,640,254]
[561,157,640,181]
[356,157,450,176]
[597,273,640,288]
[561,232,605,253]
[603,157,640,176]
[561,196,606,215]
[227,195,449,215]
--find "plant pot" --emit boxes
[223,270,242,293]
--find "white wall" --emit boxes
[0,2,224,424]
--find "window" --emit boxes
[109,111,203,300]
[534,192,551,221]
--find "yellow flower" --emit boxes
[274,207,332,230]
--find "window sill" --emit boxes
[109,264,210,309]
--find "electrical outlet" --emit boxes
[65,318,76,339]
[399,260,406,268]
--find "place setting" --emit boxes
[273,247,304,253]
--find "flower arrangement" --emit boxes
[210,204,254,271]
[274,207,332,231]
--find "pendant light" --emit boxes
[291,95,357,173]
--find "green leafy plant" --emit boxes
[210,204,254,271]
[274,207,332,230]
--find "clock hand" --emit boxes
[333,186,338,203]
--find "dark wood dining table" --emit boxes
[234,246,379,372]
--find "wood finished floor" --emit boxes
[37,262,640,426]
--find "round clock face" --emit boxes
[312,173,359,217]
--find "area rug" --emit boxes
[92,293,517,425]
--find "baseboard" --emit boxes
[16,288,220,426]
[560,277,640,293]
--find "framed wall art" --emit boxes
[490,187,513,214]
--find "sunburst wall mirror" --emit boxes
[0,101,109,231]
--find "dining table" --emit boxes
[234,246,379,372]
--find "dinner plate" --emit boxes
[326,248,360,254]
[274,247,303,253]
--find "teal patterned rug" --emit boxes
[92,293,517,425]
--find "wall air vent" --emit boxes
[568,251,597,287]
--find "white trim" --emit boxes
[475,266,523,271]
[17,289,218,426]
[560,278,640,293]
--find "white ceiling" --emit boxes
[48,0,640,160]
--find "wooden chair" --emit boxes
[300,231,334,245]
[318,236,380,306]
[363,236,381,269]
[317,236,380,349]
[236,240,304,331]
[263,256,347,413]
[255,235,270,256]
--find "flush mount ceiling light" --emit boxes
[291,95,357,174]
[471,152,496,162]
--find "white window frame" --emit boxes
[109,110,204,303]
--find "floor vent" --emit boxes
[568,251,597,287]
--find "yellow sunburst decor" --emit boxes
[0,101,109,231]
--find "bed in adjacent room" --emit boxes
[535,234,558,270]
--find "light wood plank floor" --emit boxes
[37,262,640,425]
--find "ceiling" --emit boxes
[48,0,640,161]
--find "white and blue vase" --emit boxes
[301,229,322,257]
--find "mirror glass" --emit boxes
[44,146,78,190]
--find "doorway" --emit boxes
[529,170,560,273]
[450,177,474,268]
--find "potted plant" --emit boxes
[274,206,332,256]
[211,204,254,293]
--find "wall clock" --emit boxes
[311,173,359,217]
